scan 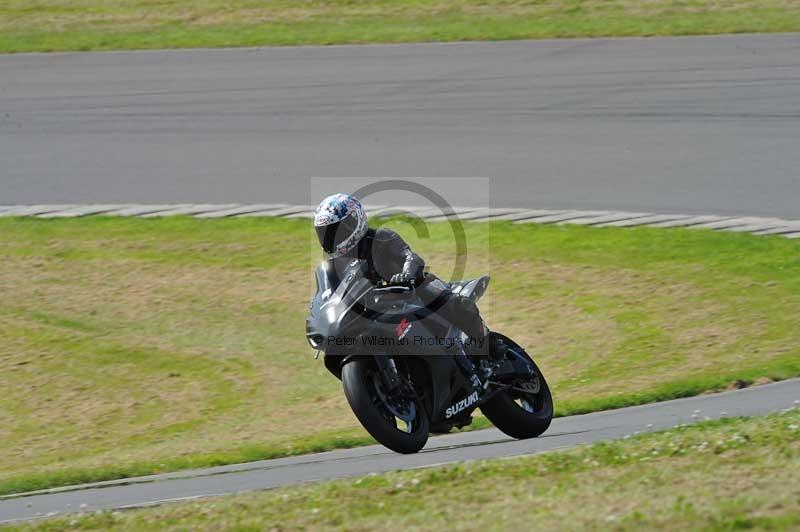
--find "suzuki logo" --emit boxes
[445,391,479,419]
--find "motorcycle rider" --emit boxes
[313,193,503,389]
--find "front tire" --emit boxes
[342,357,429,454]
[480,338,553,439]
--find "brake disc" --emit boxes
[372,373,416,422]
[514,374,540,395]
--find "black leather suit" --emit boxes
[345,227,487,342]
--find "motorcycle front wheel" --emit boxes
[342,357,429,454]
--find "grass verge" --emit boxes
[0,216,798,495]
[13,409,800,530]
[1,0,800,53]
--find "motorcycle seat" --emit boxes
[448,275,490,302]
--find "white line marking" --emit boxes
[194,204,290,218]
[688,217,775,230]
[1,205,798,240]
[0,205,79,217]
[491,209,566,221]
[461,208,530,222]
[102,204,191,216]
[140,204,240,217]
[238,205,315,217]
[368,205,430,217]
[647,215,731,228]
[556,212,652,226]
[752,222,800,235]
[37,205,133,218]
[719,219,791,233]
[416,207,470,219]
[595,214,692,227]
[514,210,608,224]
[420,207,488,222]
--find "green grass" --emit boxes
[1,0,800,53]
[0,216,798,496]
[13,409,800,530]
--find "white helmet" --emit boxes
[314,193,368,258]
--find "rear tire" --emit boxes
[342,357,429,454]
[480,339,553,439]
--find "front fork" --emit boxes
[373,354,403,392]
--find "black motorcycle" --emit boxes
[306,258,553,454]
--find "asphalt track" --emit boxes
[2,379,798,523]
[2,34,800,216]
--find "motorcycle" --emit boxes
[306,258,553,454]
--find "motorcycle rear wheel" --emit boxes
[480,337,553,439]
[342,357,429,454]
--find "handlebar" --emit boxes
[374,284,413,294]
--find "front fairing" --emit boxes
[306,259,373,350]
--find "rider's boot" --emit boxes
[454,350,487,392]
[488,333,506,361]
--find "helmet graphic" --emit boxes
[314,193,368,258]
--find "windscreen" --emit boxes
[314,258,371,306]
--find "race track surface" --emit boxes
[2,378,798,523]
[2,34,800,216]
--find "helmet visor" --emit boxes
[316,213,359,254]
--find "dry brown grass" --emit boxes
[2,0,799,32]
[1,216,798,492]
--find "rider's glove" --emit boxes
[390,272,413,286]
